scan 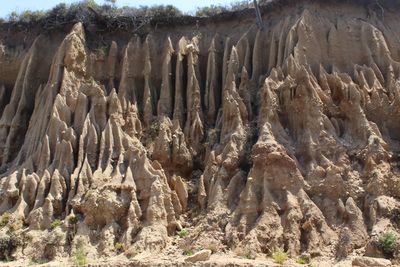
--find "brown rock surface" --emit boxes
[1,0,400,265]
[352,256,392,267]
[184,249,212,263]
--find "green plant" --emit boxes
[178,229,189,238]
[245,251,253,259]
[114,242,124,253]
[297,254,310,264]
[0,213,11,227]
[73,247,88,266]
[7,221,22,233]
[196,5,228,16]
[24,233,34,243]
[0,234,22,261]
[145,5,182,18]
[379,232,397,255]
[18,10,47,23]
[2,0,272,28]
[272,249,288,265]
[85,189,95,199]
[183,249,194,256]
[50,219,63,230]
[68,215,78,225]
[230,0,252,11]
[49,3,68,17]
[3,254,12,262]
[77,0,98,9]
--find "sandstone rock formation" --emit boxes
[0,0,400,264]
[352,256,392,267]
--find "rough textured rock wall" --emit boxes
[1,0,400,262]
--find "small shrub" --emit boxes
[50,219,63,230]
[0,233,22,261]
[73,0,98,9]
[272,249,288,265]
[230,0,252,11]
[0,213,11,227]
[48,3,68,18]
[145,5,182,18]
[297,254,310,264]
[379,232,397,256]
[73,247,88,266]
[196,5,228,17]
[7,220,22,233]
[245,251,253,259]
[2,254,12,262]
[85,189,95,199]
[183,249,194,256]
[125,247,138,258]
[2,0,268,27]
[195,1,252,17]
[24,233,34,242]
[178,229,189,238]
[7,12,19,22]
[114,242,124,253]
[18,10,47,23]
[68,215,78,225]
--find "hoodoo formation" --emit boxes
[1,0,400,265]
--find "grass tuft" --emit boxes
[178,229,189,238]
[379,232,397,256]
[73,247,88,266]
[0,213,11,228]
[50,219,63,230]
[272,249,288,265]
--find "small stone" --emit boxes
[352,256,392,267]
[184,249,212,263]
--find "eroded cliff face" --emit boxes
[1,0,400,263]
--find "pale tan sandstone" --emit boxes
[352,256,392,267]
[0,1,400,264]
[184,249,212,263]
